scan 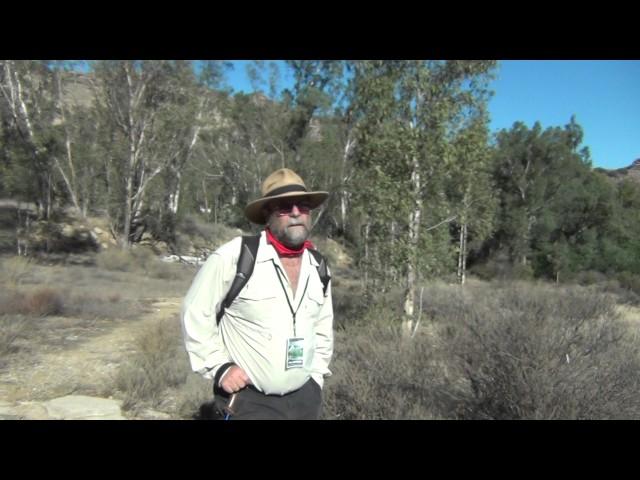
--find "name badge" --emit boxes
[286,337,304,370]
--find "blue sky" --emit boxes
[225,60,640,170]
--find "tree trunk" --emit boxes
[340,193,347,234]
[402,154,422,337]
[202,178,209,216]
[168,170,182,215]
[363,222,370,289]
[54,156,82,216]
[340,136,354,233]
[403,262,416,336]
[457,222,468,285]
[123,160,134,248]
[53,68,84,217]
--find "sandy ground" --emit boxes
[0,297,183,412]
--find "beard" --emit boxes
[268,218,310,248]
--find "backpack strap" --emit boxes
[216,236,331,325]
[308,249,331,296]
[216,234,261,325]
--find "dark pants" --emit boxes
[213,378,323,420]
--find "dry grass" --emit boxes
[114,316,192,412]
[7,245,637,420]
[0,253,194,368]
[0,256,35,286]
[440,282,640,419]
[111,276,640,420]
[0,287,64,317]
[0,315,30,360]
[322,280,640,420]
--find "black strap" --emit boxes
[216,234,260,325]
[308,249,331,296]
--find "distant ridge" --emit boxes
[595,158,640,185]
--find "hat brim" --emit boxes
[244,191,329,224]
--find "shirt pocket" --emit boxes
[236,282,280,302]
[306,283,326,311]
[233,282,281,321]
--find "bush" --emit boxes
[115,316,191,412]
[176,215,242,249]
[439,283,640,419]
[176,373,214,419]
[0,287,64,317]
[573,270,609,286]
[95,249,134,272]
[616,272,640,296]
[24,288,64,316]
[1,256,33,286]
[322,323,454,419]
[470,255,534,281]
[325,281,640,419]
[95,246,158,274]
[0,315,29,358]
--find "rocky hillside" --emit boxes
[595,158,640,185]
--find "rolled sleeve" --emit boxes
[180,248,236,380]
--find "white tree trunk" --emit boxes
[340,136,355,233]
[403,153,421,336]
[457,222,468,285]
[363,222,370,288]
[1,61,51,219]
[168,170,182,215]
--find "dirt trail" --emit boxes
[0,297,183,407]
[618,304,640,325]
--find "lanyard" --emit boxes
[273,262,309,336]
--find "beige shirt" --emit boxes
[180,230,334,395]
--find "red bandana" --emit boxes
[266,228,314,257]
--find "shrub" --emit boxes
[24,288,64,316]
[95,246,160,275]
[95,249,134,272]
[1,256,33,286]
[325,281,640,419]
[439,283,640,419]
[0,287,64,317]
[0,315,29,358]
[322,324,452,420]
[115,316,191,411]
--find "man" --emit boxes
[181,168,334,420]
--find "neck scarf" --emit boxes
[266,228,314,257]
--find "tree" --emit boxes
[349,60,497,334]
[448,108,496,285]
[90,60,209,246]
[0,60,58,219]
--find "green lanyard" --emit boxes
[273,262,310,336]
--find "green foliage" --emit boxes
[3,59,639,285]
[349,60,497,294]
[482,116,639,280]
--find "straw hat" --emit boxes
[244,168,329,224]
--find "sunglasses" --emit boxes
[270,200,311,217]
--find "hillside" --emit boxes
[595,158,640,185]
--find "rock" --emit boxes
[0,400,16,418]
[14,402,51,420]
[136,409,173,420]
[62,224,75,236]
[44,395,125,420]
[0,401,51,420]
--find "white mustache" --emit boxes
[287,221,307,228]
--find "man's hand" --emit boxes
[220,365,252,394]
